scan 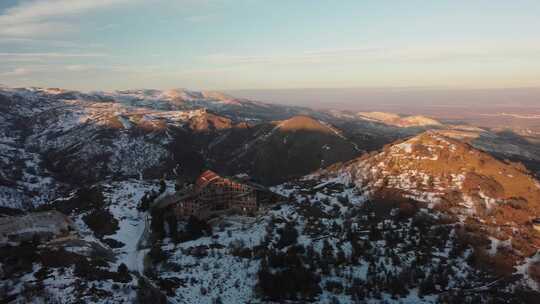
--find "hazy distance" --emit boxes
[228,87,540,131]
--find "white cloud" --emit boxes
[0,0,131,37]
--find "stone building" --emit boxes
[155,170,282,220]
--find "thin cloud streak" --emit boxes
[0,37,105,50]
[0,52,109,65]
[202,43,540,66]
[0,67,33,76]
[0,0,130,24]
[0,53,108,58]
[0,63,167,78]
[0,21,73,37]
[0,0,132,38]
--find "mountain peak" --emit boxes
[276,115,338,134]
[389,130,462,154]
[323,131,540,224]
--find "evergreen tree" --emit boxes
[321,240,335,264]
[276,221,298,249]
[159,179,167,194]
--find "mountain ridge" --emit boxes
[2,86,540,303]
[357,111,442,127]
[321,131,540,216]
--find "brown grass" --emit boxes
[377,132,540,224]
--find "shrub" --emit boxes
[136,277,167,304]
[117,263,129,277]
[159,180,167,194]
[276,222,298,249]
[82,209,119,238]
[180,216,211,241]
[257,255,321,301]
[325,280,343,293]
[149,245,168,265]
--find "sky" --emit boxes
[0,0,540,91]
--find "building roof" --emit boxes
[194,170,221,191]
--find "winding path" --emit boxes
[130,212,179,304]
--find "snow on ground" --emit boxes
[67,179,173,270]
[488,236,512,257]
[516,252,540,290]
[161,226,263,304]
[117,115,133,129]
[395,142,413,153]
[150,179,481,303]
[102,180,159,269]
[2,179,170,303]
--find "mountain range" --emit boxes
[1,86,540,303]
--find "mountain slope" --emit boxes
[0,88,365,209]
[320,131,540,223]
[2,86,538,210]
[2,87,540,303]
[134,130,540,303]
[0,88,237,209]
[292,131,540,271]
[209,116,361,185]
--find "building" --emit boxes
[155,170,282,220]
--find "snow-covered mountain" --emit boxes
[5,132,540,303]
[0,88,205,209]
[0,87,365,210]
[211,115,361,184]
[1,86,539,211]
[2,86,540,303]
[318,131,540,219]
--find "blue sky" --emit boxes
[0,0,539,91]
